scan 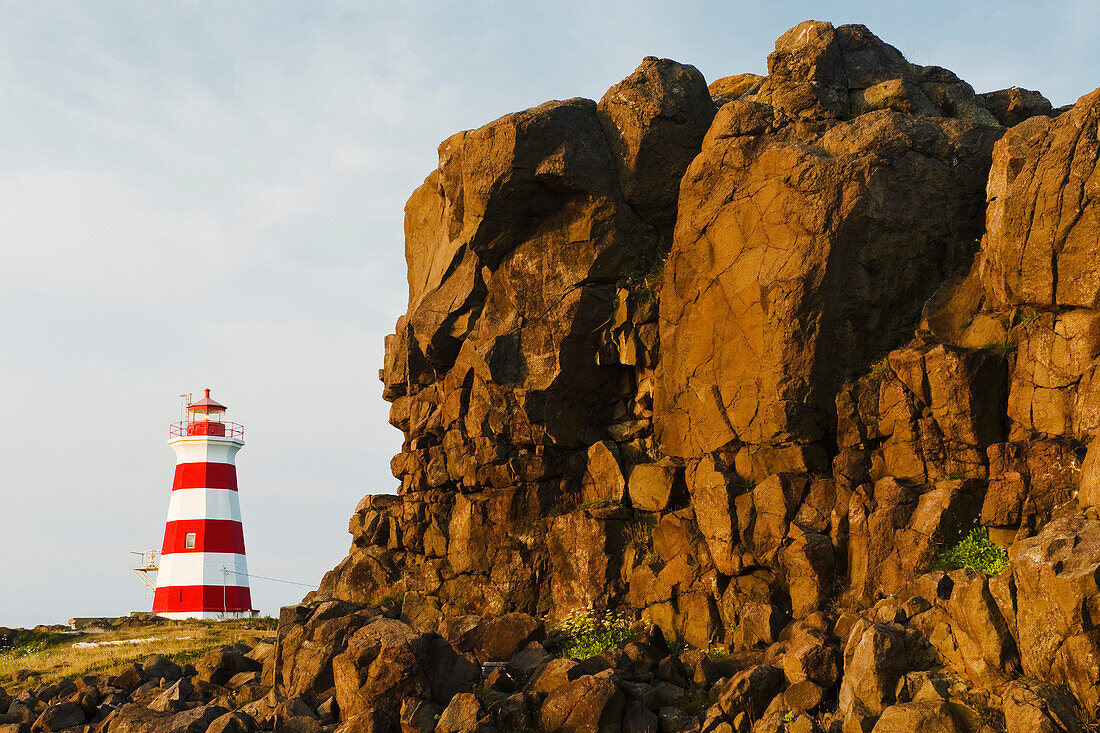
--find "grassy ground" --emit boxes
[0,618,277,692]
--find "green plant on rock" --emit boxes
[983,339,1017,359]
[625,517,654,549]
[732,475,755,495]
[472,681,499,707]
[931,527,1008,576]
[8,631,67,658]
[575,498,620,512]
[621,255,667,306]
[549,609,635,661]
[705,644,728,659]
[869,356,891,378]
[1014,306,1041,328]
[369,593,403,611]
[676,687,715,717]
[549,489,581,516]
[644,551,661,566]
[783,710,797,724]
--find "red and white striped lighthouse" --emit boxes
[152,389,255,619]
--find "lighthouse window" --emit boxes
[185,532,196,549]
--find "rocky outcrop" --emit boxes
[657,67,1000,468]
[257,17,1100,733]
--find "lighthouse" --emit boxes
[152,389,255,619]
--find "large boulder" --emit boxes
[836,344,1008,484]
[838,622,907,720]
[266,600,380,698]
[870,701,966,733]
[657,73,1000,466]
[1010,515,1100,709]
[981,87,1100,310]
[596,55,717,237]
[539,674,625,732]
[331,618,478,729]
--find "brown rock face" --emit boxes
[294,24,1100,722]
[1009,515,1100,710]
[836,343,1008,485]
[657,93,999,465]
[754,21,998,123]
[597,56,717,238]
[539,674,625,732]
[980,87,1055,127]
[317,54,717,621]
[981,88,1100,310]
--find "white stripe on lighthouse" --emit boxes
[170,437,243,465]
[157,551,249,589]
[166,488,243,522]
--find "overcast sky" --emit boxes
[1,1,1096,627]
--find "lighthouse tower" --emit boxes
[152,389,255,619]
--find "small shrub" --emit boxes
[472,681,499,707]
[621,258,666,306]
[550,609,635,661]
[677,687,715,717]
[9,631,67,658]
[1014,306,1041,327]
[705,645,728,659]
[931,527,1008,576]
[625,517,654,549]
[984,339,1017,359]
[549,489,581,516]
[369,593,403,611]
[869,356,891,378]
[667,640,688,656]
[783,710,797,723]
[644,551,661,566]
[575,499,619,512]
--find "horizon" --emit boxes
[3,0,1099,627]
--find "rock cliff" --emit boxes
[270,19,1100,733]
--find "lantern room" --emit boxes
[169,388,245,439]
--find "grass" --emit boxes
[548,489,581,517]
[676,687,715,717]
[621,259,666,307]
[705,645,729,659]
[0,618,276,691]
[549,609,635,661]
[644,551,661,566]
[1014,306,1041,328]
[869,356,891,378]
[984,339,1017,359]
[369,593,403,611]
[625,517,654,550]
[574,499,620,512]
[931,527,1009,576]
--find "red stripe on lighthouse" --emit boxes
[161,519,245,554]
[172,463,237,490]
[152,585,252,613]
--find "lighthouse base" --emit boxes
[155,610,260,620]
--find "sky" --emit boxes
[0,1,1097,627]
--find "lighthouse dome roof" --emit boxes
[187,388,227,414]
